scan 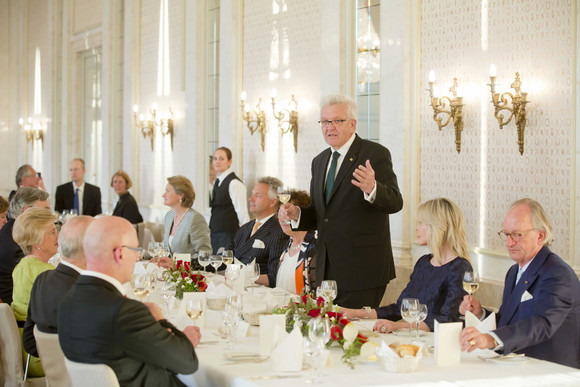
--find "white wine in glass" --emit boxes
[186,299,203,325]
[277,186,291,204]
[462,271,480,295]
[222,250,234,265]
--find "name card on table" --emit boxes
[259,314,286,356]
[434,320,462,366]
[236,320,251,338]
[174,253,191,262]
[177,292,207,329]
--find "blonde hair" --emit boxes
[167,176,195,208]
[510,198,553,246]
[13,207,57,255]
[110,170,133,190]
[417,198,470,264]
[0,196,8,214]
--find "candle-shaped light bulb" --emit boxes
[271,88,277,99]
[489,64,497,77]
[456,84,464,98]
[139,114,144,121]
[18,118,24,125]
[152,102,158,111]
[429,70,435,83]
[241,91,247,101]
[133,104,139,113]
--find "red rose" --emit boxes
[326,311,337,319]
[196,281,208,292]
[330,326,343,341]
[316,297,325,307]
[184,261,191,271]
[302,294,308,304]
[176,260,183,269]
[339,318,350,326]
[192,274,204,282]
[307,308,321,318]
[356,333,368,343]
[180,272,188,279]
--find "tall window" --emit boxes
[81,47,103,186]
[207,0,220,185]
[356,0,380,142]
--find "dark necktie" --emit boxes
[73,188,80,215]
[325,151,340,203]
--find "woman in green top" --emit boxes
[12,207,58,377]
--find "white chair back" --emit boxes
[64,358,119,387]
[0,304,46,386]
[33,326,71,387]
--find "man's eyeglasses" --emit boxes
[497,229,537,242]
[318,119,348,128]
[121,245,144,259]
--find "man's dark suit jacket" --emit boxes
[112,192,143,224]
[23,263,80,357]
[54,182,102,216]
[230,216,289,287]
[491,246,580,368]
[58,275,198,386]
[298,135,403,295]
[0,218,24,305]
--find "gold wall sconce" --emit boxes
[241,91,266,151]
[488,65,529,155]
[18,117,45,149]
[271,89,299,153]
[427,71,464,153]
[132,103,174,151]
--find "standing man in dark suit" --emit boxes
[22,215,94,357]
[460,198,580,369]
[58,216,200,386]
[280,94,403,308]
[54,158,102,216]
[230,177,289,287]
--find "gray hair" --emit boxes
[15,164,34,187]
[8,187,50,218]
[510,198,553,246]
[257,176,283,200]
[320,94,358,120]
[59,216,94,260]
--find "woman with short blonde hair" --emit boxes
[111,170,143,224]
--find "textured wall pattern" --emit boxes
[73,0,103,33]
[421,0,573,260]
[242,0,325,192]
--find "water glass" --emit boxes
[197,250,212,273]
[416,304,428,338]
[210,255,223,274]
[400,298,420,337]
[160,282,176,315]
[225,264,241,288]
[319,280,337,305]
[307,317,330,383]
[246,262,260,293]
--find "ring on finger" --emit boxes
[469,340,476,346]
[380,326,387,333]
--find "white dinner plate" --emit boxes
[488,355,529,365]
[392,329,425,337]
[224,352,268,362]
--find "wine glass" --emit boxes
[148,242,159,260]
[226,292,243,313]
[302,338,317,383]
[277,187,291,224]
[185,299,204,326]
[159,281,176,315]
[307,317,330,383]
[132,274,151,300]
[197,250,212,273]
[222,308,240,349]
[400,298,420,337]
[462,271,480,319]
[319,280,337,305]
[221,250,234,265]
[225,264,241,288]
[416,304,428,338]
[210,255,223,274]
[246,262,260,293]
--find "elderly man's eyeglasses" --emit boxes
[121,245,144,259]
[318,119,348,128]
[497,229,537,242]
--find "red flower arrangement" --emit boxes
[166,260,208,297]
[273,291,368,367]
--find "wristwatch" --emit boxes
[363,306,372,318]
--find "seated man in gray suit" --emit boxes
[229,177,289,287]
[23,215,94,357]
[459,198,580,369]
[58,216,201,386]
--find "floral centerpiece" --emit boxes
[166,260,208,299]
[273,291,368,367]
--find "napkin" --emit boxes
[465,311,496,333]
[434,320,462,366]
[259,314,286,356]
[252,239,265,249]
[205,282,234,300]
[270,325,303,372]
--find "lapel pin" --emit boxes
[349,157,353,161]
[524,281,528,284]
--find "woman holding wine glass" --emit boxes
[275,190,317,294]
[157,176,212,270]
[340,198,472,334]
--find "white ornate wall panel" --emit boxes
[421,0,574,264]
[242,0,326,192]
[73,0,103,34]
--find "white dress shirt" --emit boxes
[215,169,250,226]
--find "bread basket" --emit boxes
[207,298,226,311]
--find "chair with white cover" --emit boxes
[33,326,71,387]
[0,304,46,386]
[64,358,119,387]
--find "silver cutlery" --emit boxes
[248,374,302,381]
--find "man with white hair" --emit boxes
[22,215,94,357]
[58,216,200,385]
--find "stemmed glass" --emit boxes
[307,317,330,383]
[246,262,260,293]
[319,280,337,305]
[222,293,243,349]
[210,255,223,274]
[400,298,420,337]
[225,264,241,288]
[277,187,291,224]
[159,281,176,315]
[462,271,480,319]
[132,274,151,300]
[197,250,212,274]
[185,299,204,326]
[416,304,428,338]
[221,250,234,265]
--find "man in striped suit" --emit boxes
[229,177,289,287]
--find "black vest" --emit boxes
[209,173,241,233]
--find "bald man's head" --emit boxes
[83,216,139,283]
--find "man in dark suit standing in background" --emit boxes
[230,177,289,288]
[281,94,403,308]
[23,215,94,357]
[460,198,580,369]
[58,216,200,386]
[54,158,102,216]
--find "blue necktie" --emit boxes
[73,188,79,215]
[325,151,340,203]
